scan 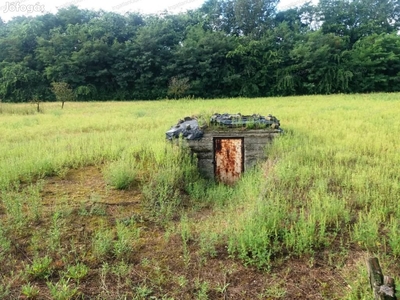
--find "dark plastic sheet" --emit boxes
[166,117,204,140]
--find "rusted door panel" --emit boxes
[214,138,244,184]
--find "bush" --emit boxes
[141,143,200,223]
[92,227,114,259]
[25,256,53,280]
[168,77,190,99]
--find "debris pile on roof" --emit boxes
[210,113,280,129]
[166,113,281,140]
[166,117,204,140]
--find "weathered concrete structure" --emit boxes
[187,128,281,184]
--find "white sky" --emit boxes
[0,0,313,22]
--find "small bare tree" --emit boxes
[31,95,41,112]
[168,77,190,99]
[51,82,74,109]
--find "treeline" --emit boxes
[0,0,400,101]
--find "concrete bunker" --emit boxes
[166,113,282,185]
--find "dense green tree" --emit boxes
[169,25,240,97]
[228,35,280,96]
[289,31,352,94]
[233,0,279,36]
[318,0,354,36]
[0,62,46,102]
[128,16,183,99]
[56,6,98,28]
[199,0,234,33]
[352,0,400,36]
[35,25,84,84]
[318,0,400,44]
[349,33,400,92]
[1,3,400,101]
[199,0,279,36]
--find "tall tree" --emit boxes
[56,6,98,29]
[318,0,400,44]
[35,24,85,85]
[349,33,400,92]
[120,15,183,99]
[289,31,352,94]
[0,62,46,102]
[234,0,279,36]
[199,0,279,36]
[169,25,239,97]
[352,0,400,36]
[51,82,75,108]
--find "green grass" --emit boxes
[0,94,400,298]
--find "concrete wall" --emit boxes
[187,129,281,180]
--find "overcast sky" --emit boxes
[0,0,312,22]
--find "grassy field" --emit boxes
[0,94,400,299]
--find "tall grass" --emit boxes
[178,94,400,271]
[141,141,201,223]
[208,99,400,267]
[0,95,400,298]
[0,102,38,115]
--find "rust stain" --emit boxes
[214,138,243,185]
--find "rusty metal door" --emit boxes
[214,138,244,184]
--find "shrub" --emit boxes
[92,227,114,259]
[141,143,200,223]
[113,221,140,260]
[64,263,89,283]
[47,278,78,300]
[168,77,190,99]
[25,256,53,280]
[352,211,380,251]
[21,282,40,299]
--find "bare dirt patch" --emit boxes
[42,165,141,213]
[1,166,361,299]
